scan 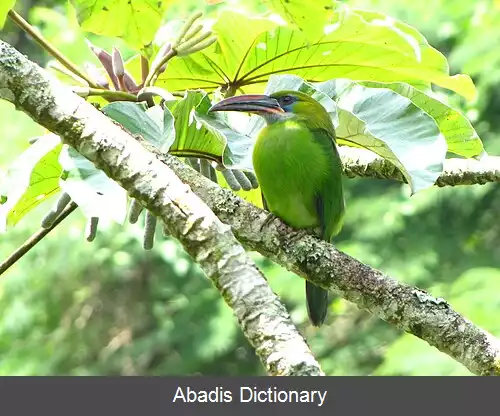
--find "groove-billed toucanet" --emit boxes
[209,90,345,326]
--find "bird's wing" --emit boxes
[312,128,345,242]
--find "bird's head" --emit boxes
[208,90,332,127]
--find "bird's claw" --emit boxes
[259,212,277,232]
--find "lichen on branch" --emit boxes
[1,39,500,376]
[0,40,323,377]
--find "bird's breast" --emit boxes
[252,122,331,229]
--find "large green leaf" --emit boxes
[265,0,334,41]
[172,92,266,168]
[314,78,447,192]
[59,146,127,224]
[361,81,483,158]
[0,0,15,29]
[101,93,242,168]
[0,135,63,231]
[164,91,226,161]
[194,108,258,168]
[70,0,170,50]
[159,9,475,99]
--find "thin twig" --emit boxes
[0,202,78,276]
[8,10,98,88]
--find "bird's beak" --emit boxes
[208,94,284,114]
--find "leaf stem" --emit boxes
[73,87,138,101]
[8,10,98,88]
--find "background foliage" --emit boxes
[1,0,499,375]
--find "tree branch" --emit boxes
[158,152,500,376]
[340,146,500,187]
[1,39,500,376]
[0,40,323,376]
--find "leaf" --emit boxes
[159,13,276,92]
[59,146,127,224]
[175,91,263,168]
[314,77,447,193]
[69,0,170,50]
[0,135,62,231]
[102,102,174,151]
[360,81,483,158]
[160,9,475,100]
[265,0,334,41]
[0,0,16,29]
[165,91,226,161]
[156,91,265,206]
[101,93,235,166]
[146,105,176,152]
[194,110,256,168]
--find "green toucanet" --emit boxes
[209,90,345,326]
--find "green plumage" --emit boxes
[209,90,345,326]
[253,92,344,326]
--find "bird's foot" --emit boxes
[288,231,307,245]
[259,212,278,232]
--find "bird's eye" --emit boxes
[279,95,295,106]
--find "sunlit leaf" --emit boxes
[361,81,483,157]
[0,135,62,231]
[165,91,226,161]
[59,146,127,224]
[0,0,16,29]
[265,0,334,41]
[313,78,447,193]
[160,9,475,99]
[70,0,170,50]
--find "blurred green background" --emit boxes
[1,0,500,375]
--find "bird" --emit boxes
[209,90,345,326]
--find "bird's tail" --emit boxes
[306,281,329,327]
